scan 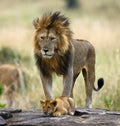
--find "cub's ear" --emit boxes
[50,100,57,106]
[40,100,45,105]
[33,17,40,29]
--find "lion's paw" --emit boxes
[53,111,62,116]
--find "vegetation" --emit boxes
[0,85,6,108]
[0,0,120,110]
[0,46,31,65]
[0,85,4,95]
[0,47,21,64]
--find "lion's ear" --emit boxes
[40,100,45,105]
[50,100,57,107]
[33,17,40,29]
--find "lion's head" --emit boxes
[33,12,72,59]
[40,99,57,115]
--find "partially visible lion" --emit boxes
[40,96,75,116]
[0,64,25,107]
[33,12,104,108]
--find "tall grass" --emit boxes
[0,0,120,110]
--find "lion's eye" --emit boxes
[40,36,45,40]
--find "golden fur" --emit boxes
[40,96,75,116]
[33,12,104,108]
[0,64,25,107]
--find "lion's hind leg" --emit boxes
[4,82,17,108]
[82,65,95,108]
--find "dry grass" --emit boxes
[0,0,120,110]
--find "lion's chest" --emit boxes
[44,58,67,75]
[35,50,71,76]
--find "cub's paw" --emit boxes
[69,111,74,115]
[53,111,62,116]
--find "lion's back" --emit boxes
[72,39,95,66]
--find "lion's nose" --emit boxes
[43,49,49,53]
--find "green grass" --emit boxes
[0,85,4,96]
[0,0,120,110]
[0,84,6,108]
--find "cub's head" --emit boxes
[33,11,72,59]
[40,99,57,115]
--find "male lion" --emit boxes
[33,12,104,108]
[40,96,75,116]
[0,64,25,107]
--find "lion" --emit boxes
[33,11,104,108]
[0,64,25,107]
[40,96,75,116]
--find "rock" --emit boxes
[0,108,119,126]
[0,116,6,126]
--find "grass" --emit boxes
[0,0,120,110]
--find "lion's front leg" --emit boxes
[62,66,73,97]
[40,73,53,99]
[53,108,68,116]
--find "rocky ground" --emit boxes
[0,108,120,126]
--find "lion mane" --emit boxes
[33,12,74,76]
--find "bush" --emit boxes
[0,46,21,64]
[0,84,4,96]
[0,46,31,65]
[0,104,6,108]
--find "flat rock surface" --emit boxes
[0,108,120,126]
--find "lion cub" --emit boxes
[40,96,75,116]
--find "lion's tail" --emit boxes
[17,68,25,95]
[93,78,104,91]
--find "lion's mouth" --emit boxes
[43,54,53,59]
[41,52,54,59]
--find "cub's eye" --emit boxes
[47,106,51,109]
[50,37,56,41]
